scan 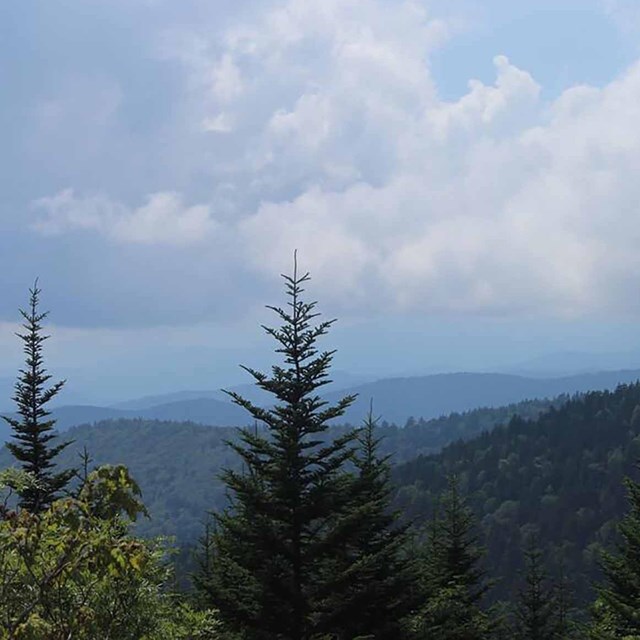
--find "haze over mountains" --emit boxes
[2,367,640,443]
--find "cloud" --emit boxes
[202,112,234,133]
[209,54,244,104]
[229,13,640,319]
[32,190,217,246]
[22,0,640,323]
[427,55,541,138]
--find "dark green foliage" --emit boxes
[320,412,418,639]
[0,397,559,540]
[589,471,640,637]
[393,383,640,603]
[3,283,73,512]
[9,419,241,541]
[197,263,363,640]
[391,397,561,459]
[554,561,578,639]
[413,476,491,639]
[512,540,562,640]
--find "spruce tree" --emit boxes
[413,476,491,639]
[196,260,361,640]
[3,282,73,513]
[554,560,577,639]
[513,539,560,640]
[320,410,418,639]
[589,473,640,636]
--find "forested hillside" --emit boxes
[0,396,556,541]
[393,382,640,603]
[5,383,640,606]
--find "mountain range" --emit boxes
[2,368,640,443]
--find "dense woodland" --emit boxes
[394,383,640,605]
[2,276,640,638]
[0,397,560,542]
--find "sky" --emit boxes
[2,0,640,404]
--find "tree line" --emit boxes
[1,271,640,638]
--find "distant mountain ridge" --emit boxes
[499,349,640,377]
[0,398,248,443]
[1,368,640,443]
[328,368,640,424]
[109,370,377,411]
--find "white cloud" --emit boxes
[28,0,640,320]
[223,1,640,319]
[427,55,541,139]
[202,112,234,133]
[32,189,217,246]
[209,54,244,103]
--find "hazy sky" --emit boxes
[2,0,640,403]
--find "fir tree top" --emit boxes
[225,253,354,429]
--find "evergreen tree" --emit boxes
[320,410,418,639]
[513,539,560,640]
[3,282,73,513]
[554,559,577,639]
[413,476,491,639]
[196,260,362,640]
[589,472,640,637]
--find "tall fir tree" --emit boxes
[197,259,367,640]
[589,472,640,637]
[413,476,491,640]
[319,410,419,639]
[3,282,73,513]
